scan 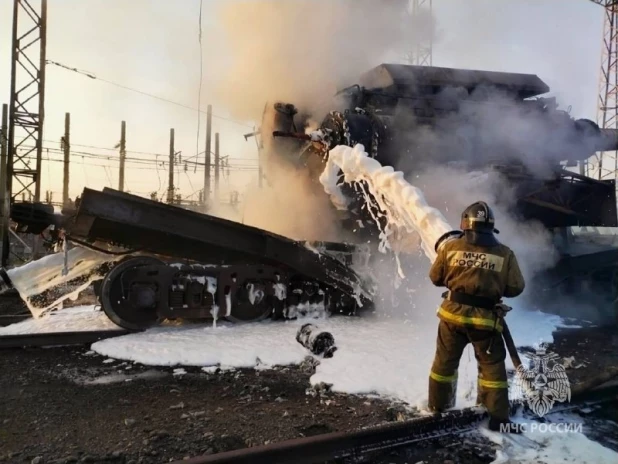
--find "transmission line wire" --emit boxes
[46,59,254,128]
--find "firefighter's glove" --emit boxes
[494,303,512,318]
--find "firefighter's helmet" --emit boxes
[460,201,499,234]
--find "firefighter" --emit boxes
[427,201,525,432]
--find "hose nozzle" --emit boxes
[434,230,464,253]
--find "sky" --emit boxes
[0,0,605,204]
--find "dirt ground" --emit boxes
[1,292,617,464]
[0,344,470,464]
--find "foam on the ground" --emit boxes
[1,306,611,462]
[0,301,561,409]
[0,305,121,334]
[2,305,613,461]
[482,412,618,463]
[91,319,314,370]
[86,303,557,408]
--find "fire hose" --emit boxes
[501,319,522,369]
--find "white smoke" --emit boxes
[201,0,601,326]
[412,165,560,282]
[207,0,435,122]
[201,0,436,241]
[391,85,597,181]
[239,161,345,241]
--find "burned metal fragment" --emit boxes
[296,323,337,358]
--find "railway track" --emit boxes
[0,329,132,349]
[175,388,618,464]
[180,407,488,464]
[0,314,32,326]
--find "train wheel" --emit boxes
[225,280,275,323]
[100,256,165,331]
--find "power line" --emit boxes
[17,144,259,168]
[14,136,259,163]
[45,59,255,128]
[16,150,261,172]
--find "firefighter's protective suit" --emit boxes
[427,201,525,427]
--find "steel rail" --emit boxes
[178,408,488,464]
[0,314,32,326]
[176,386,618,464]
[0,329,131,348]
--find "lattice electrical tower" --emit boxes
[408,0,433,66]
[589,1,618,181]
[7,0,47,203]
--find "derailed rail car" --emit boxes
[7,188,375,331]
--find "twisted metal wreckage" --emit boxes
[3,63,618,331]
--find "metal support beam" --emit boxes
[0,104,9,267]
[407,0,433,66]
[590,1,618,7]
[590,0,618,185]
[7,0,47,203]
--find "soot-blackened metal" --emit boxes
[296,323,337,358]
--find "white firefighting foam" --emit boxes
[0,305,121,333]
[0,302,580,405]
[5,246,121,318]
[481,411,618,464]
[319,143,453,263]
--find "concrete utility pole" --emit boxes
[214,132,220,202]
[203,104,212,208]
[119,121,126,191]
[0,104,9,267]
[62,112,70,207]
[248,125,264,189]
[167,128,175,204]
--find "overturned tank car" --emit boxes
[259,64,618,323]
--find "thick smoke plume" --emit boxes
[368,82,600,313]
[239,162,345,242]
[392,86,596,179]
[204,0,435,242]
[209,0,432,122]
[414,165,560,281]
[204,0,606,325]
